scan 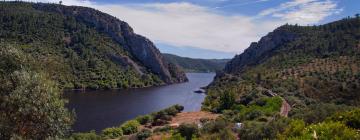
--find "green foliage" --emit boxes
[280,121,360,140]
[163,53,229,72]
[199,129,236,140]
[152,105,184,126]
[120,120,140,135]
[67,131,102,140]
[232,96,283,122]
[290,103,353,123]
[101,127,123,139]
[153,125,173,133]
[177,124,199,140]
[200,118,227,134]
[0,45,74,139]
[277,119,306,139]
[327,109,360,129]
[197,118,236,140]
[0,2,164,89]
[136,129,152,140]
[218,89,236,112]
[203,15,360,140]
[167,133,186,140]
[136,115,153,125]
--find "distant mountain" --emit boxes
[163,53,230,72]
[0,2,187,89]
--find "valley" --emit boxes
[1,1,360,140]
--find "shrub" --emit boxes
[101,127,123,139]
[67,131,101,140]
[136,129,152,140]
[291,121,359,139]
[168,133,186,140]
[165,107,181,116]
[327,108,360,129]
[178,123,199,140]
[174,104,185,112]
[120,120,140,135]
[201,118,227,134]
[136,115,153,125]
[0,46,74,139]
[153,125,172,133]
[277,119,305,139]
[279,120,360,140]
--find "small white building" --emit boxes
[234,123,243,129]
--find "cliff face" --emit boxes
[32,3,187,84]
[224,26,300,74]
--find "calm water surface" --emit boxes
[64,73,215,132]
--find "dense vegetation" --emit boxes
[202,15,360,139]
[0,2,187,90]
[66,105,184,140]
[0,44,74,139]
[163,53,229,72]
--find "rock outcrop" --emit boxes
[224,25,299,74]
[32,3,187,83]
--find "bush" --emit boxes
[101,127,123,139]
[153,125,172,133]
[120,120,140,135]
[0,46,74,139]
[136,129,152,140]
[327,108,360,129]
[67,131,101,140]
[136,115,153,125]
[174,104,185,112]
[178,123,199,140]
[285,121,359,139]
[277,119,305,139]
[201,118,227,134]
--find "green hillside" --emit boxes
[0,2,187,90]
[201,16,360,139]
[163,53,229,72]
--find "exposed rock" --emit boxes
[224,25,299,74]
[32,3,187,83]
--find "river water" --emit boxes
[64,73,215,132]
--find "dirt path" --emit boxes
[259,87,291,117]
[170,111,219,124]
[280,99,291,117]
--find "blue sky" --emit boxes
[32,0,360,59]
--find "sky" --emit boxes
[23,0,360,59]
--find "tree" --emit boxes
[178,123,199,140]
[120,120,140,135]
[0,45,74,139]
[219,89,236,111]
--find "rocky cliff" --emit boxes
[0,2,187,89]
[224,25,300,74]
[32,3,187,83]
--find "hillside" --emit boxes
[163,53,229,72]
[202,16,360,139]
[0,2,187,89]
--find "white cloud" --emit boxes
[259,0,342,25]
[16,0,341,54]
[95,3,277,53]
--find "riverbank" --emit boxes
[65,73,215,132]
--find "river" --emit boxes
[64,73,215,132]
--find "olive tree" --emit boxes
[0,45,74,139]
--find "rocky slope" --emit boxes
[0,2,187,89]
